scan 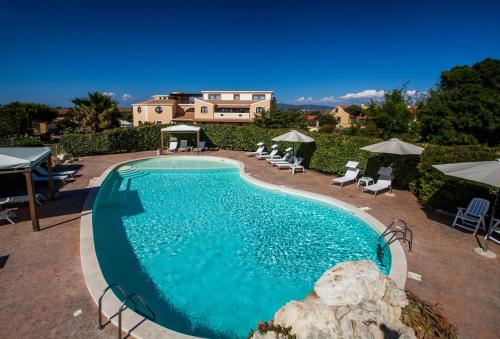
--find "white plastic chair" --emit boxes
[0,209,16,224]
[178,140,189,152]
[167,141,178,153]
[361,167,393,197]
[332,161,360,188]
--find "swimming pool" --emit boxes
[92,156,392,338]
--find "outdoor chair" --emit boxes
[0,194,46,207]
[35,165,76,178]
[32,172,70,183]
[361,166,393,197]
[332,161,360,188]
[452,197,490,234]
[245,146,266,157]
[178,140,189,152]
[0,209,16,224]
[167,141,178,153]
[257,149,279,160]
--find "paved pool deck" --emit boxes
[0,150,498,339]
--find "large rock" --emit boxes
[250,261,415,339]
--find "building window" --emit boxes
[137,106,142,113]
[208,94,221,100]
[234,94,240,100]
[155,106,163,114]
[256,107,264,114]
[252,94,265,100]
[201,106,208,113]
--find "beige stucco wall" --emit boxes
[330,106,353,128]
[132,104,175,126]
[250,100,271,119]
[194,99,214,119]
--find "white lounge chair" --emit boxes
[245,146,266,157]
[32,172,70,183]
[0,209,16,224]
[178,140,189,152]
[276,157,302,170]
[268,148,293,165]
[257,149,279,160]
[167,141,178,153]
[452,197,490,234]
[35,166,76,177]
[0,194,46,207]
[485,218,500,245]
[290,158,305,174]
[332,161,360,188]
[361,167,393,197]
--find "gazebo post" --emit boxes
[47,155,54,200]
[23,169,40,232]
[160,131,164,153]
[196,130,200,155]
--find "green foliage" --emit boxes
[0,137,44,147]
[254,99,307,129]
[65,91,120,132]
[0,102,58,137]
[248,322,296,339]
[416,144,499,211]
[365,87,413,138]
[345,104,363,116]
[402,290,458,338]
[418,58,500,146]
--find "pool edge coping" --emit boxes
[80,155,407,339]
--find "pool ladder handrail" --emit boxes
[98,283,156,339]
[377,219,413,261]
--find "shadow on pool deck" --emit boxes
[0,150,498,339]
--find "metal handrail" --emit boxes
[98,284,133,330]
[117,293,156,339]
[377,219,413,261]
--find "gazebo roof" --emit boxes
[161,124,201,133]
[0,147,52,170]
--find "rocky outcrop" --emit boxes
[250,261,415,339]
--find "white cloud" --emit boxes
[320,96,336,103]
[297,96,305,101]
[122,93,132,101]
[103,91,115,97]
[340,89,385,99]
[405,90,417,96]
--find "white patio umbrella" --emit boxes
[433,159,500,253]
[360,138,424,155]
[272,130,314,155]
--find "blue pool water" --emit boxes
[93,157,391,338]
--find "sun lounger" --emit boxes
[452,197,490,234]
[167,141,178,153]
[257,149,279,160]
[32,172,70,183]
[35,166,76,177]
[178,140,189,152]
[268,148,293,164]
[0,209,16,224]
[245,146,266,157]
[332,161,360,188]
[290,158,305,174]
[276,157,302,170]
[194,141,206,152]
[485,218,500,245]
[0,194,46,207]
[361,167,393,197]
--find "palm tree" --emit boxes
[68,92,118,132]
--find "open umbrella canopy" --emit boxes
[433,159,500,188]
[0,147,52,170]
[360,138,423,155]
[272,130,314,143]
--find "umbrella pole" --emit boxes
[483,188,500,252]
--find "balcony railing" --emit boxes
[214,112,250,119]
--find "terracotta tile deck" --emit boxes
[0,150,499,338]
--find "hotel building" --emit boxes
[132,90,273,126]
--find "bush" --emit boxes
[416,145,500,212]
[60,124,422,188]
[0,137,44,147]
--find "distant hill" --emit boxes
[277,103,333,111]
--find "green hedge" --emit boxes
[416,145,500,212]
[60,124,420,188]
[0,137,44,147]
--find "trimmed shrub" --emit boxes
[416,145,500,212]
[0,137,44,147]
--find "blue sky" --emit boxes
[1,0,499,107]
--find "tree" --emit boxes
[345,104,363,116]
[66,92,119,132]
[254,98,307,129]
[417,58,500,145]
[0,102,58,137]
[364,86,412,137]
